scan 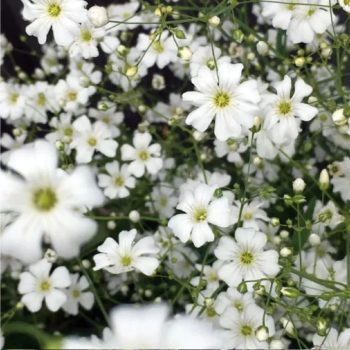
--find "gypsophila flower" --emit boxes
[215,228,280,288]
[93,229,160,276]
[168,183,232,247]
[183,62,260,140]
[18,259,71,312]
[21,0,88,45]
[121,132,163,178]
[0,140,104,263]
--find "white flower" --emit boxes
[287,0,334,44]
[313,327,350,350]
[137,31,178,69]
[0,140,104,263]
[0,82,26,120]
[339,0,350,12]
[88,5,109,27]
[18,259,71,312]
[121,132,163,178]
[168,183,232,247]
[219,304,275,349]
[183,62,260,141]
[93,229,160,276]
[214,287,255,315]
[69,21,104,59]
[214,228,280,288]
[263,75,318,144]
[21,0,87,46]
[71,115,118,164]
[55,75,95,112]
[147,185,177,219]
[62,273,94,315]
[312,200,344,233]
[98,161,136,199]
[63,303,225,349]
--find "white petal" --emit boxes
[133,256,159,276]
[191,222,214,247]
[45,289,67,312]
[50,267,71,288]
[185,104,216,133]
[207,197,231,227]
[22,292,44,312]
[168,214,193,243]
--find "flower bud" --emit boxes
[208,16,220,27]
[271,217,280,227]
[88,6,109,27]
[237,281,248,294]
[319,169,329,191]
[280,247,292,257]
[280,287,300,298]
[107,220,116,230]
[281,317,295,336]
[280,230,289,239]
[316,318,328,336]
[126,65,138,77]
[255,325,269,341]
[332,109,347,126]
[44,248,57,263]
[294,57,305,67]
[256,41,268,55]
[293,178,305,193]
[308,233,321,246]
[129,210,140,222]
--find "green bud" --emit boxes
[237,281,248,294]
[280,287,300,298]
[232,29,244,43]
[316,318,328,336]
[174,29,186,39]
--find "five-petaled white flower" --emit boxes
[214,228,280,288]
[263,75,318,144]
[62,273,94,315]
[168,183,232,247]
[21,0,88,46]
[98,161,136,199]
[93,229,160,276]
[0,140,104,263]
[121,132,163,178]
[183,62,260,141]
[18,259,71,312]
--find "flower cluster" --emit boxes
[1,0,350,349]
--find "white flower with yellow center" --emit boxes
[0,82,26,120]
[263,75,318,145]
[62,273,94,315]
[93,229,160,276]
[168,183,232,248]
[121,132,163,178]
[183,62,260,141]
[18,259,71,312]
[0,140,104,263]
[21,0,88,46]
[214,228,280,288]
[98,161,136,199]
[219,304,275,349]
[71,115,118,164]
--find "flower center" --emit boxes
[240,251,254,265]
[234,301,244,311]
[72,289,81,298]
[81,30,92,42]
[243,211,253,220]
[138,150,149,161]
[318,209,333,223]
[152,41,164,53]
[88,137,97,146]
[159,196,168,207]
[33,188,57,211]
[39,279,51,292]
[9,93,18,104]
[278,100,292,116]
[37,93,46,106]
[214,91,230,108]
[193,208,207,222]
[240,324,252,336]
[344,0,350,4]
[206,306,217,317]
[307,8,315,16]
[121,255,132,266]
[48,3,61,17]
[64,127,73,136]
[67,91,77,101]
[287,3,296,10]
[114,176,124,187]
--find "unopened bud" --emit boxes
[255,325,269,341]
[309,233,321,246]
[208,16,220,27]
[319,169,329,191]
[129,210,140,222]
[88,6,109,27]
[280,247,292,257]
[256,41,268,55]
[293,178,305,193]
[281,287,300,298]
[332,109,347,126]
